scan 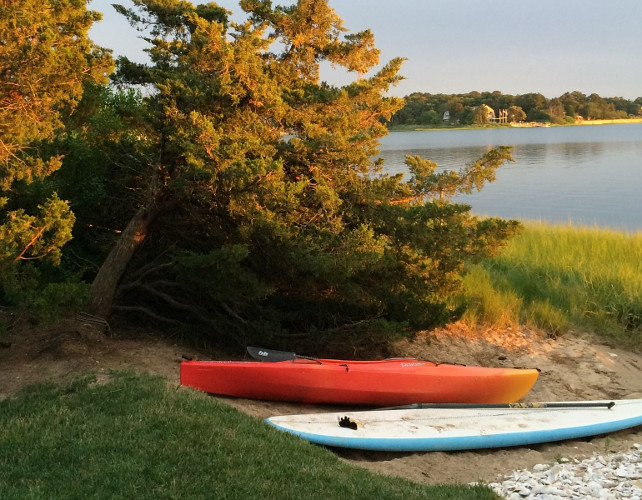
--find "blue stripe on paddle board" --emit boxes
[265,415,642,452]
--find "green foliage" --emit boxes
[52,84,150,264]
[525,299,568,336]
[0,372,497,499]
[456,265,522,328]
[74,0,520,351]
[0,0,113,313]
[455,223,642,348]
[507,105,527,123]
[0,193,75,266]
[25,280,88,323]
[0,259,88,323]
[0,193,80,316]
[0,0,113,186]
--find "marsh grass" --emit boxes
[456,222,642,347]
[0,371,497,499]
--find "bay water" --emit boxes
[378,123,642,232]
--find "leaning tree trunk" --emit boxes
[88,172,162,318]
[88,203,161,318]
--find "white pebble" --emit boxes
[485,445,642,500]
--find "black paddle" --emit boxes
[246,347,539,368]
[377,401,616,411]
[247,346,296,362]
[246,346,321,363]
[247,346,422,363]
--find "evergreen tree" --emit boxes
[87,0,518,350]
[0,0,113,306]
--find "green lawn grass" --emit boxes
[0,371,498,499]
[456,222,642,347]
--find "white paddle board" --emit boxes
[265,399,642,451]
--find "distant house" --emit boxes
[481,104,496,121]
[443,111,450,122]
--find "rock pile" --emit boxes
[487,443,642,499]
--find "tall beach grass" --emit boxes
[456,222,642,347]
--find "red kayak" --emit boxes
[180,348,539,405]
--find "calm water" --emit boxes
[378,124,642,231]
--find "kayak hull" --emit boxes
[180,358,539,405]
[265,399,642,451]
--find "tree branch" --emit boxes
[12,225,47,263]
[112,305,182,325]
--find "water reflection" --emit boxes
[378,124,642,231]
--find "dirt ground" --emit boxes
[1,317,641,486]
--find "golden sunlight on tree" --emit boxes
[0,0,112,276]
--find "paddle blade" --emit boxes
[247,346,297,362]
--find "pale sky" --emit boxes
[89,0,642,100]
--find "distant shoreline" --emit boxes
[573,118,642,126]
[388,117,642,132]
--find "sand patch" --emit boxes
[1,317,640,485]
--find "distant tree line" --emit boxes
[389,91,642,127]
